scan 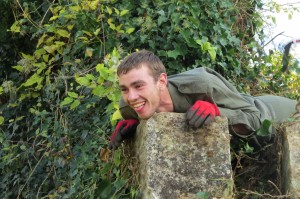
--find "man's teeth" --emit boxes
[133,102,145,108]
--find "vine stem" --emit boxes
[17,147,49,199]
[16,0,40,29]
[98,2,106,57]
[267,180,282,196]
[36,164,54,199]
[40,0,56,26]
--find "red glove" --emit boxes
[186,100,220,128]
[108,119,139,150]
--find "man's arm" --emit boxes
[203,70,262,133]
[169,67,262,134]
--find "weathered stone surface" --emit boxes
[282,120,300,198]
[132,112,233,199]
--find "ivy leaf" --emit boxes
[256,120,272,136]
[44,45,56,54]
[23,74,44,87]
[86,74,96,81]
[180,30,198,48]
[99,179,112,198]
[114,149,121,167]
[244,142,254,153]
[106,6,112,15]
[75,75,90,86]
[9,21,20,33]
[202,42,210,51]
[94,28,100,36]
[126,28,135,34]
[114,8,120,15]
[89,0,98,10]
[157,10,165,16]
[120,10,129,16]
[21,53,34,60]
[219,38,228,46]
[96,63,104,73]
[158,12,167,25]
[70,100,80,109]
[60,97,73,107]
[49,16,59,21]
[113,179,126,192]
[111,110,122,121]
[68,92,78,98]
[97,65,109,79]
[92,85,105,97]
[43,54,49,62]
[0,116,4,125]
[167,49,181,59]
[85,47,94,57]
[20,145,26,151]
[229,36,240,45]
[57,29,70,38]
[208,48,216,61]
[34,48,46,59]
[12,65,24,72]
[107,18,116,30]
[196,40,217,61]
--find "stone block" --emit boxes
[131,112,233,199]
[282,120,300,198]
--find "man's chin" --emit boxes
[137,113,153,120]
[138,116,150,120]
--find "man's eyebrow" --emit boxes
[119,80,146,88]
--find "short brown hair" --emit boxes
[117,50,166,81]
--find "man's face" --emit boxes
[118,65,164,119]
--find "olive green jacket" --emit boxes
[119,67,296,133]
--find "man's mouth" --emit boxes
[132,102,145,111]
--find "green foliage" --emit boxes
[239,1,300,99]
[0,0,299,198]
[256,120,272,137]
[1,0,132,198]
[237,46,300,100]
[115,0,255,77]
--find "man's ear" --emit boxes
[158,73,168,88]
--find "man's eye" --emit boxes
[136,84,143,89]
[120,88,128,92]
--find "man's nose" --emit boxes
[127,89,138,101]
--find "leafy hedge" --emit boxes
[0,0,299,198]
[1,1,132,198]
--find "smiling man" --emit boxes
[118,64,172,119]
[108,50,297,150]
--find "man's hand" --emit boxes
[108,119,139,150]
[186,100,220,128]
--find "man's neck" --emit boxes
[157,88,174,113]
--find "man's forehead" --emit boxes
[118,68,154,87]
[122,64,150,74]
[119,79,146,87]
[118,72,146,86]
[119,65,151,78]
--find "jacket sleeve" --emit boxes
[205,70,262,131]
[171,67,262,132]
